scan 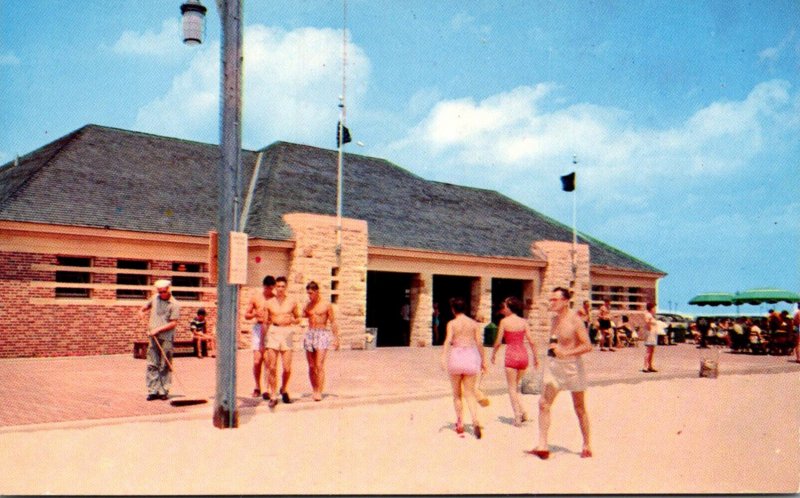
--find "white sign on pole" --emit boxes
[228,231,248,285]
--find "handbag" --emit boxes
[520,366,543,395]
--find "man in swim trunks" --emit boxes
[244,275,275,398]
[527,287,594,460]
[303,281,340,401]
[263,276,301,409]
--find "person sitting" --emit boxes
[748,323,766,354]
[615,316,634,347]
[189,308,215,358]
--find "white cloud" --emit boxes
[110,19,190,61]
[0,52,21,66]
[134,25,370,148]
[758,29,795,63]
[383,79,799,211]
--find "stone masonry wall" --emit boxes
[530,241,591,350]
[282,213,368,350]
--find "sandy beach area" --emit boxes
[1,371,797,495]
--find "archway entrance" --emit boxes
[432,275,474,345]
[366,271,413,347]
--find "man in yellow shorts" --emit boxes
[263,276,301,409]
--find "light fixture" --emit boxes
[180,0,207,45]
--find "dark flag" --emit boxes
[337,121,352,146]
[560,172,576,192]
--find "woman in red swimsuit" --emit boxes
[491,296,540,426]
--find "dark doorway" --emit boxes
[432,275,474,345]
[491,278,525,324]
[366,271,413,347]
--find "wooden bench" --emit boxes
[132,339,208,359]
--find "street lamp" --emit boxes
[181,0,243,429]
[180,0,207,45]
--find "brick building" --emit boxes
[0,125,665,358]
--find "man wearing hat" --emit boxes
[139,279,181,400]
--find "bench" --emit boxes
[132,339,208,359]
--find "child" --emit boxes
[190,308,215,358]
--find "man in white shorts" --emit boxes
[527,287,594,460]
[244,275,275,398]
[263,276,301,409]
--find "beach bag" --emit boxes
[520,367,543,395]
[699,347,720,378]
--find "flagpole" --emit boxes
[335,0,347,265]
[571,155,577,300]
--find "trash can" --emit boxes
[365,327,378,350]
[483,322,498,347]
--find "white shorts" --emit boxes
[543,356,587,392]
[266,325,295,352]
[251,324,265,351]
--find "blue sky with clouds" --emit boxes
[1,1,798,314]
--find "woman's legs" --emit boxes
[449,374,464,429]
[462,374,481,435]
[505,367,523,424]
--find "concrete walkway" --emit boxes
[1,342,797,431]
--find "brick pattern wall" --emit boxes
[0,250,216,358]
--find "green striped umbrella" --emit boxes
[688,292,735,306]
[732,288,800,305]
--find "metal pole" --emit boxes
[571,155,577,303]
[213,0,242,429]
[335,0,347,266]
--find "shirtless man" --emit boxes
[262,276,301,409]
[598,298,614,351]
[527,287,594,460]
[244,275,275,398]
[303,281,340,401]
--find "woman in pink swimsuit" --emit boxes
[441,297,487,439]
[491,296,540,426]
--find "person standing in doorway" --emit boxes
[527,287,593,459]
[491,296,539,427]
[139,279,181,401]
[263,276,301,409]
[303,281,340,401]
[244,275,275,398]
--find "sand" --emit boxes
[1,372,797,495]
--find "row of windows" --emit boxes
[54,256,202,300]
[591,285,650,310]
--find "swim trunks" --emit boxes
[251,323,265,351]
[266,324,294,352]
[543,356,587,392]
[304,328,333,352]
[598,318,612,330]
[503,329,529,370]
[448,345,481,376]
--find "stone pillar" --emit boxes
[409,272,433,347]
[283,213,368,350]
[471,276,492,340]
[530,241,590,346]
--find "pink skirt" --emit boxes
[448,346,480,376]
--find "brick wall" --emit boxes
[0,250,216,358]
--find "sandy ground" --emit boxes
[1,372,797,495]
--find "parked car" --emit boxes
[655,313,694,343]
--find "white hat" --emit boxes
[154,279,172,289]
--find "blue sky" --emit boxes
[1,1,798,314]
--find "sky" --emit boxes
[1,1,798,315]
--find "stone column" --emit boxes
[283,213,368,349]
[471,276,492,341]
[409,272,433,347]
[530,240,590,346]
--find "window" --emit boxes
[171,262,201,300]
[55,256,91,298]
[117,260,149,299]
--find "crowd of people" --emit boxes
[139,278,799,459]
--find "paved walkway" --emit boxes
[1,343,797,431]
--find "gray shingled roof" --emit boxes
[0,124,663,274]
